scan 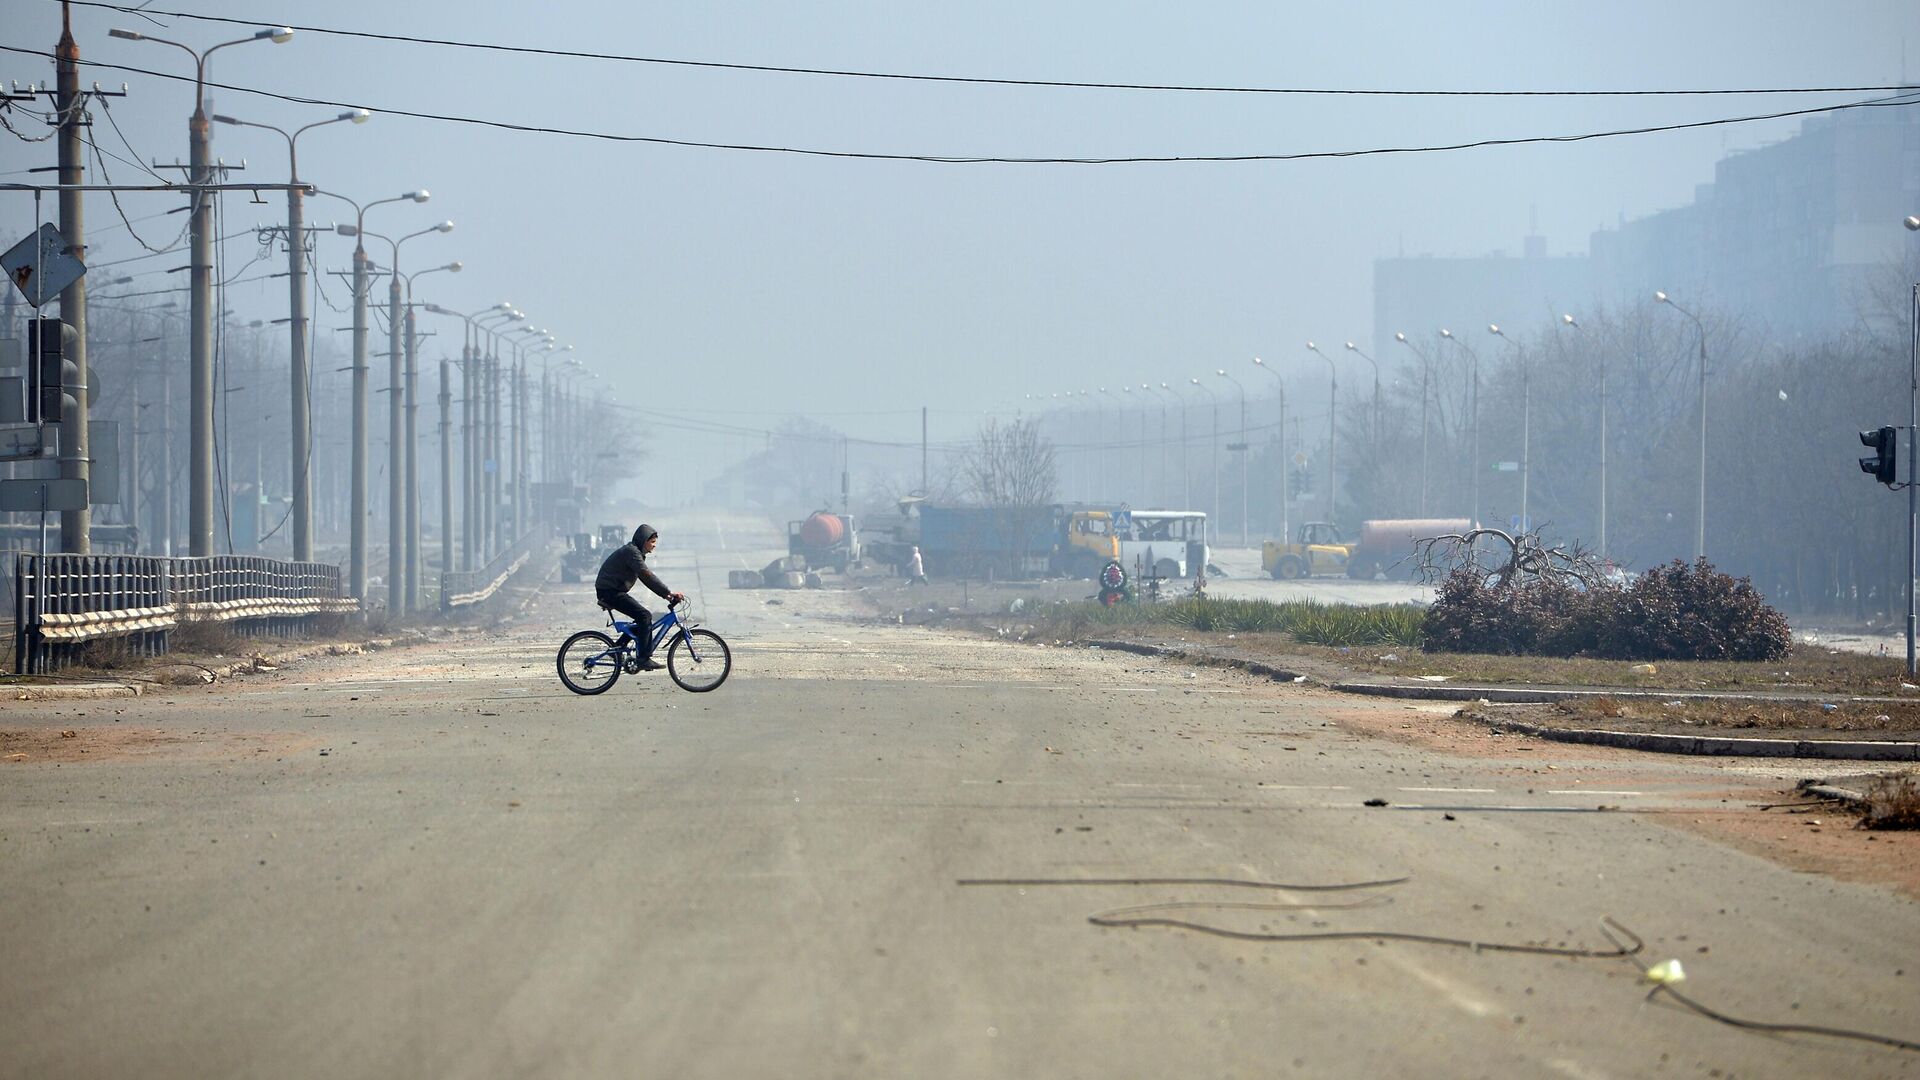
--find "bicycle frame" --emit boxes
[618,607,680,650]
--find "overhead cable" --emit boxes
[56,1,1917,99]
[3,45,1915,166]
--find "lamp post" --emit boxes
[1489,324,1528,532]
[1217,369,1247,547]
[1655,290,1708,559]
[348,217,450,614]
[318,188,430,600]
[1143,383,1170,506]
[1189,377,1218,544]
[1344,341,1381,445]
[211,106,367,561]
[1160,381,1191,508]
[1900,214,1919,673]
[422,302,511,573]
[109,22,293,556]
[1097,386,1124,504]
[1304,342,1338,524]
[398,261,460,611]
[1440,328,1481,526]
[477,310,524,556]
[1251,357,1289,543]
[1393,332,1433,514]
[1559,313,1603,559]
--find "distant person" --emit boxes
[594,524,684,670]
[907,546,928,586]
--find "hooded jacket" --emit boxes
[594,524,671,599]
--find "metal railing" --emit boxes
[441,529,543,611]
[14,553,358,674]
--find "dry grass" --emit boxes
[1544,696,1920,734]
[1292,641,1909,696]
[1863,774,1920,830]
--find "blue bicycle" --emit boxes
[556,598,732,695]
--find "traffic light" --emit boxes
[1859,425,1898,486]
[26,318,79,424]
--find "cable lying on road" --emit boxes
[965,876,1920,1053]
[1594,923,1920,1054]
[956,874,1411,891]
[1091,909,1643,958]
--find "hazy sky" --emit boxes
[4,0,1917,497]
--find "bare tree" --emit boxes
[963,417,1056,507]
[1411,526,1606,590]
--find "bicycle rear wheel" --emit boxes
[667,629,731,692]
[557,630,623,695]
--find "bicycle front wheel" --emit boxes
[667,629,731,692]
[557,630,623,695]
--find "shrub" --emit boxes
[1422,558,1790,662]
[1618,559,1791,661]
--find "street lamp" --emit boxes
[1654,290,1708,559]
[317,187,430,601]
[212,106,369,562]
[1393,332,1433,514]
[1142,382,1171,506]
[1190,376,1218,545]
[1439,328,1481,526]
[1159,381,1194,509]
[110,23,293,556]
[1344,341,1381,446]
[421,301,511,573]
[342,213,448,613]
[1304,342,1337,524]
[1488,324,1528,533]
[1216,368,1247,546]
[1900,215,1920,672]
[1559,313,1604,559]
[1251,356,1289,543]
[398,260,461,612]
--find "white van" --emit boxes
[1114,510,1209,579]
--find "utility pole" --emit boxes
[388,268,404,612]
[55,6,91,553]
[350,244,369,598]
[921,406,927,495]
[404,304,421,612]
[439,343,452,603]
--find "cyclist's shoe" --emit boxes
[637,656,665,672]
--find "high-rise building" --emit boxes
[1373,93,1920,350]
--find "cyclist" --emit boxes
[593,524,685,670]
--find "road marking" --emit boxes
[1547,789,1642,796]
[960,779,1053,786]
[1380,952,1497,1018]
[1398,787,1496,793]
[1256,784,1351,791]
[1392,804,1612,813]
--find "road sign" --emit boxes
[1225,442,1249,452]
[1293,452,1308,466]
[1494,461,1520,472]
[2,224,87,308]
[0,477,87,512]
[1111,510,1132,531]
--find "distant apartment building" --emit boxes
[1372,95,1920,350]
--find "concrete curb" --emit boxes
[1081,638,1920,762]
[1463,716,1920,762]
[1331,681,1912,706]
[1083,639,1307,684]
[1,680,142,700]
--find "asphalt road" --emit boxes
[2,510,1916,1078]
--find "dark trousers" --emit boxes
[598,591,654,652]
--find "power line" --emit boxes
[57,1,1917,99]
[3,45,1915,166]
